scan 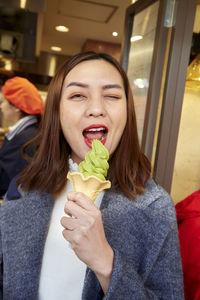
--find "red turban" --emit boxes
[1,76,44,115]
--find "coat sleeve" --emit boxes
[0,124,37,197]
[0,137,26,197]
[83,219,184,300]
[83,183,185,300]
[103,221,184,300]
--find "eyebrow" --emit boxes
[66,82,122,90]
[66,82,88,88]
[102,84,122,90]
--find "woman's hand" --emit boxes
[60,191,114,293]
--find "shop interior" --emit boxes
[0,0,200,204]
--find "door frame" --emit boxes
[121,0,197,193]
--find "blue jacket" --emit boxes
[0,179,184,299]
[0,123,38,197]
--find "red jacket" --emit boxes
[176,190,200,300]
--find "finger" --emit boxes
[64,200,85,218]
[62,228,84,250]
[62,228,80,249]
[60,216,78,231]
[67,191,95,210]
[62,228,73,243]
[66,212,73,218]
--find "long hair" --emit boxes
[18,51,151,199]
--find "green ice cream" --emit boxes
[78,139,109,181]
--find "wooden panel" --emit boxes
[82,39,121,61]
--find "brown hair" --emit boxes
[18,51,151,199]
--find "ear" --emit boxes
[14,107,21,113]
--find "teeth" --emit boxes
[87,127,105,132]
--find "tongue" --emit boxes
[84,131,104,141]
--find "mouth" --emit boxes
[82,124,108,148]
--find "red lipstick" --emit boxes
[83,124,108,148]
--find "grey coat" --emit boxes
[0,178,184,299]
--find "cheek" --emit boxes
[59,103,80,138]
[1,103,8,111]
[3,106,12,116]
[60,113,71,136]
[115,106,127,140]
[114,104,127,130]
[60,105,71,134]
[109,104,127,154]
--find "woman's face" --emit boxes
[0,97,18,122]
[60,59,127,164]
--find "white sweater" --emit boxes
[38,160,104,300]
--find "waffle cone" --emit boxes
[67,172,111,202]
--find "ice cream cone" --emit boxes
[67,172,111,203]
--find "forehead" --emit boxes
[65,59,123,84]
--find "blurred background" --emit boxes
[0,0,131,90]
[0,0,200,204]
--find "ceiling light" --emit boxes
[20,0,27,9]
[133,78,149,89]
[55,25,69,33]
[112,32,118,37]
[48,56,57,77]
[51,46,62,52]
[4,59,13,71]
[130,35,143,42]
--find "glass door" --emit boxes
[126,1,159,142]
[122,0,197,194]
[121,0,174,159]
[171,4,200,204]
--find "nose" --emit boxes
[86,95,106,117]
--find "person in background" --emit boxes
[0,52,184,299]
[0,76,44,198]
[176,190,200,300]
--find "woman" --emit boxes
[0,76,44,197]
[0,52,184,299]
